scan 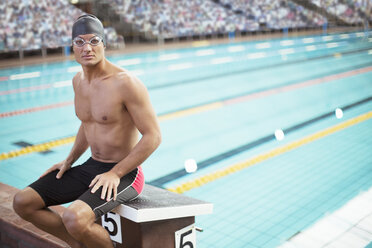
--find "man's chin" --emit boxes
[79,60,98,67]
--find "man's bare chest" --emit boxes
[75,86,124,123]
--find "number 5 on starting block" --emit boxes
[101,212,122,244]
[175,224,196,248]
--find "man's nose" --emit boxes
[82,43,93,51]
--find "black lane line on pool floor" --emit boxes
[13,141,53,155]
[149,96,372,188]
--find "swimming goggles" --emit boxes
[73,36,103,47]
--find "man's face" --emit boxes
[73,34,105,67]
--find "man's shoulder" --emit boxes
[72,71,83,89]
[111,70,148,100]
[73,71,82,80]
[113,69,144,89]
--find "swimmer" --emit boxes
[13,14,161,248]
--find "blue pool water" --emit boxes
[1,30,372,247]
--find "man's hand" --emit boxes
[40,160,72,179]
[90,171,120,201]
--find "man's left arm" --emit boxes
[111,74,162,177]
[90,74,161,201]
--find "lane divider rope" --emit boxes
[158,102,223,121]
[0,103,222,160]
[0,101,73,118]
[1,66,371,119]
[1,66,371,160]
[166,111,372,194]
[0,136,75,161]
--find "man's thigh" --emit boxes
[29,167,91,207]
[78,170,140,219]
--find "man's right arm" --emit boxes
[40,74,89,178]
[64,124,89,166]
[65,72,89,166]
[40,123,89,179]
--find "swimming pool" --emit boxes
[1,30,372,247]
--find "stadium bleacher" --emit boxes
[310,0,371,24]
[0,0,369,53]
[105,0,259,38]
[218,0,327,29]
[0,0,123,52]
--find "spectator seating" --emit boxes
[0,0,123,52]
[107,0,328,39]
[310,0,371,24]
[106,0,259,39]
[219,0,327,29]
[0,0,369,53]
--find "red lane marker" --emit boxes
[0,66,371,119]
[0,84,53,95]
[224,66,372,105]
[0,101,74,118]
[0,76,9,81]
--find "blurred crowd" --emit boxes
[107,0,327,38]
[107,0,259,38]
[0,0,369,52]
[0,0,123,52]
[311,0,371,24]
[219,0,327,29]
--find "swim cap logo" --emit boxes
[72,14,106,46]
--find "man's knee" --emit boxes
[13,187,44,219]
[13,191,27,216]
[62,201,95,238]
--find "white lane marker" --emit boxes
[303,38,315,43]
[159,53,180,61]
[279,48,295,55]
[339,34,350,39]
[228,45,245,52]
[10,71,41,80]
[356,32,364,37]
[280,40,294,46]
[247,52,266,59]
[323,36,334,41]
[211,57,233,64]
[117,58,142,66]
[196,49,215,56]
[256,42,271,49]
[53,80,71,88]
[168,63,193,71]
[67,66,81,73]
[326,42,339,48]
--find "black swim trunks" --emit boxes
[29,157,144,219]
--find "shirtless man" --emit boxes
[13,14,161,248]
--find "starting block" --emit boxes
[98,184,213,248]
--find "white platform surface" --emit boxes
[113,184,213,223]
